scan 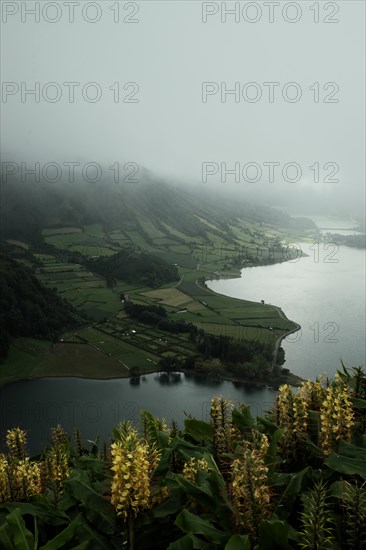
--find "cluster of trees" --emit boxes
[88,249,179,288]
[125,301,274,379]
[124,302,194,334]
[193,333,273,365]
[0,253,79,360]
[324,233,366,249]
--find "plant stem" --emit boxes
[128,515,134,550]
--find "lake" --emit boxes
[1,215,364,454]
[207,238,365,381]
[0,374,275,455]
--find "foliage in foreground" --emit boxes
[0,365,366,549]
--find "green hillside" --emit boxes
[0,175,314,385]
[0,252,80,360]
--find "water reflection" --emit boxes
[183,371,224,387]
[155,372,182,385]
[0,373,278,455]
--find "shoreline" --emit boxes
[203,265,302,361]
[0,365,304,393]
[0,257,304,392]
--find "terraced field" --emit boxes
[3,213,304,381]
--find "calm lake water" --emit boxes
[207,240,365,381]
[0,374,275,455]
[1,215,364,453]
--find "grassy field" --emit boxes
[1,215,306,385]
[0,338,129,388]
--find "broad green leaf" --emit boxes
[0,523,14,550]
[153,489,186,518]
[168,533,211,549]
[325,453,366,479]
[64,471,115,533]
[225,534,251,549]
[2,500,69,526]
[351,397,366,409]
[232,405,254,432]
[175,473,215,509]
[257,417,278,436]
[175,509,228,545]
[258,520,294,550]
[329,480,349,498]
[277,467,312,518]
[6,509,34,550]
[155,447,173,477]
[79,522,111,550]
[157,430,171,449]
[77,456,108,475]
[39,513,83,550]
[171,436,209,462]
[266,429,283,478]
[184,419,213,442]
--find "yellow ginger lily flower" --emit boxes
[111,424,161,520]
[231,432,271,541]
[6,427,27,460]
[320,383,355,455]
[210,397,237,471]
[0,455,11,503]
[182,457,210,483]
[45,445,70,492]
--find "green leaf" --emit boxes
[277,467,312,518]
[6,509,34,550]
[336,365,349,383]
[351,397,366,409]
[175,509,228,545]
[157,430,171,449]
[225,534,251,549]
[232,405,254,432]
[329,480,349,498]
[325,452,366,479]
[266,429,283,478]
[184,419,213,442]
[64,471,116,534]
[153,489,186,518]
[175,474,215,509]
[168,533,211,549]
[171,436,209,462]
[2,500,69,526]
[257,416,278,436]
[155,446,173,476]
[39,513,83,550]
[79,522,111,550]
[0,523,14,550]
[258,520,294,550]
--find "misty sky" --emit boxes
[1,1,365,216]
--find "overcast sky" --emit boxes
[1,1,365,216]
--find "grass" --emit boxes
[141,288,191,307]
[0,338,129,388]
[78,326,193,371]
[1,212,306,387]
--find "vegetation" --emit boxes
[0,178,316,245]
[0,365,365,549]
[321,232,366,249]
[0,177,315,385]
[88,249,179,288]
[0,253,80,360]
